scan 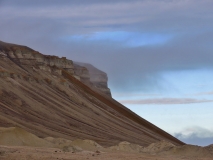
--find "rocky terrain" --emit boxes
[0,127,212,160]
[1,40,212,159]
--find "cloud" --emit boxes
[174,126,213,146]
[119,98,212,105]
[64,31,173,47]
[1,0,213,32]
[194,91,213,96]
[175,126,213,139]
[0,0,213,93]
[180,137,213,146]
[113,92,160,97]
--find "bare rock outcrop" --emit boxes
[142,140,175,153]
[0,41,74,74]
[73,63,90,84]
[74,62,111,97]
[0,41,111,96]
[108,141,143,153]
[0,127,54,148]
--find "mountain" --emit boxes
[0,40,184,147]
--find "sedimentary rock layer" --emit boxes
[0,40,184,147]
[74,62,111,97]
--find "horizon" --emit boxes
[0,0,213,146]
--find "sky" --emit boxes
[0,0,213,146]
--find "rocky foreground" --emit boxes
[0,127,213,160]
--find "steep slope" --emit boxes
[0,40,184,147]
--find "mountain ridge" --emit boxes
[0,40,184,147]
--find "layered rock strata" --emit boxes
[73,63,90,84]
[0,41,74,75]
[75,62,111,97]
[0,41,111,96]
[0,40,184,147]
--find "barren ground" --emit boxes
[1,145,213,160]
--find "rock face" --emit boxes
[0,41,74,75]
[74,62,111,97]
[0,40,184,147]
[0,41,110,96]
[73,63,91,84]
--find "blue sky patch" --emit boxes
[63,31,173,47]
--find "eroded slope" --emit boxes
[0,41,184,147]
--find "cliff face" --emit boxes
[0,41,74,75]
[74,62,111,97]
[73,63,91,84]
[0,41,111,97]
[0,40,184,147]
